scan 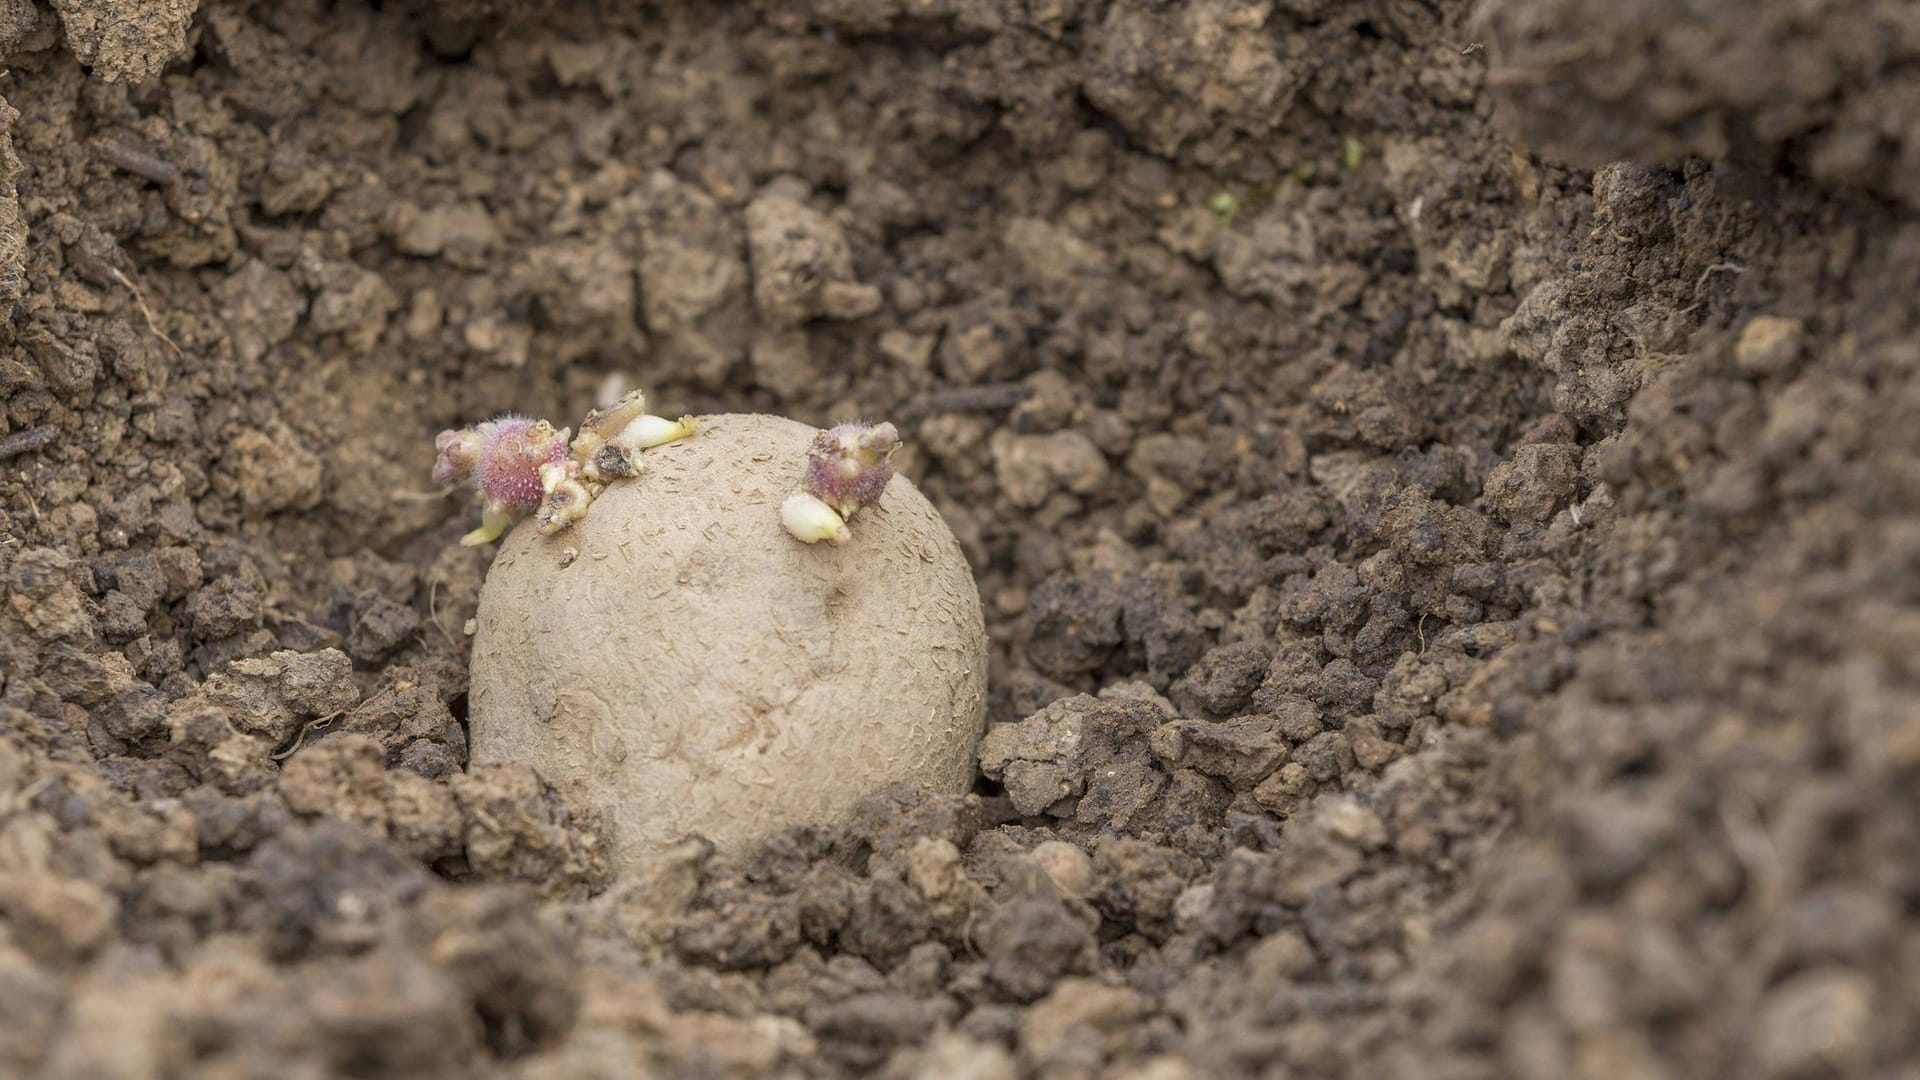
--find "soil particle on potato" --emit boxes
[0,0,1916,1076]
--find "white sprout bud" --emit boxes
[781,492,850,545]
[613,414,698,452]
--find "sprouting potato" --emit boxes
[464,413,987,869]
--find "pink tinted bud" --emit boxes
[432,428,484,486]
[473,416,569,512]
[802,421,900,517]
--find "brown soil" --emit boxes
[1,1,1914,1077]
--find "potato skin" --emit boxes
[468,414,987,870]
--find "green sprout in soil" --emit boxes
[1203,179,1280,226]
[1205,190,1241,225]
[1342,133,1366,172]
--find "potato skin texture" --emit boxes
[468,414,987,870]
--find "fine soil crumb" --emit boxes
[1,0,1915,1077]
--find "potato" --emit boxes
[467,413,987,869]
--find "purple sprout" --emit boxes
[470,416,569,511]
[802,422,900,519]
[432,415,570,545]
[784,420,903,546]
[432,428,484,486]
